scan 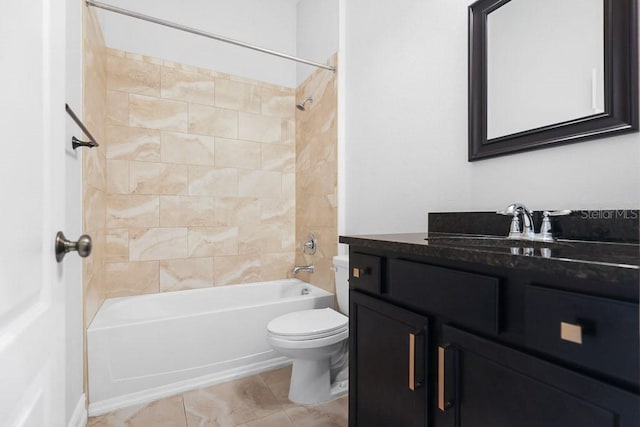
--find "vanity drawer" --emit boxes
[388,259,500,334]
[525,285,639,385]
[349,252,383,294]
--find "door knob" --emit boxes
[55,231,92,262]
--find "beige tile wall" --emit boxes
[83,4,107,395]
[102,48,298,297]
[295,55,339,293]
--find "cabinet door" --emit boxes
[350,290,429,427]
[441,325,639,427]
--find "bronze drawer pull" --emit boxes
[438,345,455,411]
[352,267,371,278]
[560,321,583,344]
[409,333,416,390]
[408,332,424,391]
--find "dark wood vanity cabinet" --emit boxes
[349,290,429,427]
[442,325,638,427]
[347,248,640,427]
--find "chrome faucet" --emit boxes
[497,203,536,239]
[292,264,315,275]
[497,204,572,241]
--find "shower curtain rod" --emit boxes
[86,0,336,72]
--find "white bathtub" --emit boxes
[87,279,334,415]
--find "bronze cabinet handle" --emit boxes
[409,333,416,391]
[560,321,583,344]
[408,332,424,391]
[438,345,455,411]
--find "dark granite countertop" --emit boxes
[339,232,640,284]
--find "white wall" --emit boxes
[96,0,298,87]
[296,0,339,84]
[343,0,640,234]
[65,0,86,425]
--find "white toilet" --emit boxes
[267,255,350,404]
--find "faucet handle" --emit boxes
[545,210,573,216]
[539,210,571,241]
[507,213,522,239]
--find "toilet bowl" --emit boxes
[267,255,350,404]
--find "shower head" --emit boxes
[296,96,313,111]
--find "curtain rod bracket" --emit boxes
[65,104,100,149]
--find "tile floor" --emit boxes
[87,365,348,427]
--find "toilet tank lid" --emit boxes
[332,255,349,268]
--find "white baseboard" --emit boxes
[87,357,291,417]
[68,394,87,427]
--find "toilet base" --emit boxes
[288,359,349,404]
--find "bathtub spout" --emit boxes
[292,264,315,275]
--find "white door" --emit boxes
[0,1,67,426]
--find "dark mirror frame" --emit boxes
[468,0,638,161]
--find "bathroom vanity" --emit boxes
[340,211,639,427]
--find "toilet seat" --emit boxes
[267,308,348,341]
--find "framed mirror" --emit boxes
[468,0,638,161]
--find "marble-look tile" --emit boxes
[129,94,188,132]
[188,166,238,197]
[260,86,295,118]
[162,59,200,73]
[239,170,282,198]
[259,365,295,410]
[280,118,295,146]
[106,159,130,194]
[104,260,159,298]
[105,229,129,263]
[239,222,288,254]
[160,257,214,292]
[183,375,281,427]
[284,396,348,427]
[261,198,295,224]
[214,78,261,113]
[238,112,281,143]
[83,184,106,233]
[188,103,238,138]
[129,227,188,261]
[129,161,188,195]
[83,148,106,191]
[213,254,261,286]
[261,144,295,172]
[84,274,103,332]
[105,47,125,58]
[106,125,161,161]
[159,195,215,227]
[295,253,335,293]
[106,194,159,228]
[297,164,337,198]
[297,195,336,228]
[228,74,261,86]
[107,54,161,96]
[214,138,261,170]
[238,412,294,427]
[124,51,163,65]
[214,197,260,227]
[188,227,238,257]
[282,174,295,200]
[161,67,215,105]
[88,394,186,427]
[106,90,129,126]
[161,131,215,166]
[260,253,295,282]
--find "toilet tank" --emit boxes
[333,255,349,316]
